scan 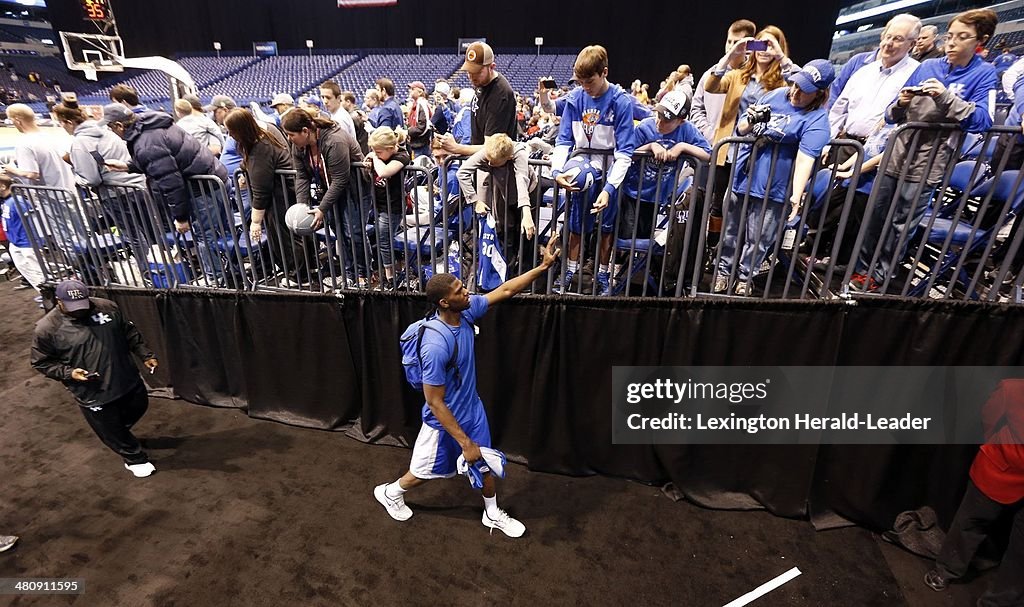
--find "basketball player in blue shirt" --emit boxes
[374,240,560,538]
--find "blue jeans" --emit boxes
[340,190,369,279]
[718,195,785,281]
[855,174,934,282]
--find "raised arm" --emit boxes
[484,238,560,305]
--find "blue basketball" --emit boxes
[560,157,603,191]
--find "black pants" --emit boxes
[79,383,149,465]
[936,480,1024,607]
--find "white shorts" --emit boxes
[408,417,491,480]
[409,424,459,479]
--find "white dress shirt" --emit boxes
[829,54,919,139]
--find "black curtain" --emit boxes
[96,287,1024,531]
[46,0,842,97]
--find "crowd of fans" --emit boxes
[1,7,1023,303]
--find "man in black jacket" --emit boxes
[102,103,235,286]
[32,279,160,477]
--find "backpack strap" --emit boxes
[417,318,461,388]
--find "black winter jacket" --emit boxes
[124,111,229,221]
[32,298,155,407]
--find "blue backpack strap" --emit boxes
[418,318,461,388]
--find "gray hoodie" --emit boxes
[70,120,147,189]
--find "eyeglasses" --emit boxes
[881,34,915,44]
[942,33,978,44]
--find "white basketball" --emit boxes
[285,203,318,236]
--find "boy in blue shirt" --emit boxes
[0,174,45,294]
[374,240,559,538]
[617,91,711,293]
[551,45,637,295]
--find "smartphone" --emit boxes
[746,40,769,52]
[541,78,558,90]
[902,86,925,95]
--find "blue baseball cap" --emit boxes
[787,59,836,93]
[55,279,91,311]
[302,94,324,109]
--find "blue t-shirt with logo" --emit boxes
[732,88,831,203]
[420,294,489,430]
[2,194,32,248]
[624,117,711,203]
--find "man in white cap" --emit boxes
[440,41,516,156]
[270,92,295,117]
[32,279,160,477]
[430,80,458,136]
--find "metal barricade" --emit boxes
[839,123,1024,302]
[22,125,1022,305]
[701,137,865,300]
[11,184,130,288]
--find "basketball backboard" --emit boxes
[59,32,124,81]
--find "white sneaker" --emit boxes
[482,509,526,538]
[374,483,413,521]
[124,462,156,478]
[712,275,728,293]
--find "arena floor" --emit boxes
[0,282,995,606]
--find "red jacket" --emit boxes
[970,379,1024,504]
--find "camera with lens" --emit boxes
[747,104,772,126]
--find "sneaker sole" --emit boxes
[374,484,412,522]
[124,463,155,478]
[481,512,525,538]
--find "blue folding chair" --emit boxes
[910,170,1024,298]
[611,175,693,296]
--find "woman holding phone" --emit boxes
[703,26,801,245]
[714,60,834,296]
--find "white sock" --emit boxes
[567,260,579,273]
[385,481,407,499]
[483,495,501,518]
[599,264,610,274]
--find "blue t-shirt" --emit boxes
[732,88,831,203]
[624,117,711,203]
[1,194,31,248]
[892,55,997,133]
[420,294,489,430]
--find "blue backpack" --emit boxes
[400,317,461,390]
